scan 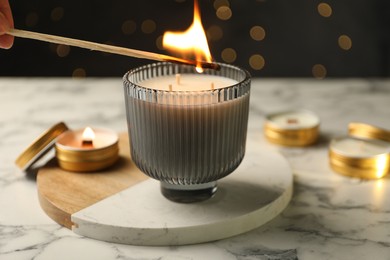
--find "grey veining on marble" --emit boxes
[1,78,390,259]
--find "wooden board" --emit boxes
[37,133,148,229]
[37,130,293,245]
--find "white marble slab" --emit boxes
[71,131,293,245]
[1,78,390,259]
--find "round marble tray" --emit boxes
[69,131,293,246]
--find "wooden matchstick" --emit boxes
[7,28,220,70]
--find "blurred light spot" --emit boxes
[249,54,265,70]
[156,35,164,50]
[72,68,86,78]
[26,12,39,27]
[51,7,64,22]
[122,20,137,35]
[216,6,232,20]
[312,64,327,79]
[207,25,223,41]
[338,35,352,50]
[56,44,70,57]
[221,48,237,63]
[141,19,156,34]
[250,26,266,41]
[317,3,332,17]
[214,0,230,10]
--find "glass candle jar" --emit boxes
[123,62,251,202]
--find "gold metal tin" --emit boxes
[264,110,319,147]
[55,144,119,172]
[329,137,390,179]
[55,128,119,172]
[349,122,390,142]
[15,123,119,173]
[15,122,69,171]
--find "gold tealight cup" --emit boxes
[329,136,390,179]
[55,127,119,172]
[329,122,390,179]
[15,122,119,173]
[264,109,320,146]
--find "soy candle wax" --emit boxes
[264,109,320,146]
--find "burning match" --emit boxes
[6,28,220,71]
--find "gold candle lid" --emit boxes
[264,109,320,146]
[329,136,390,179]
[15,122,69,171]
[349,122,390,142]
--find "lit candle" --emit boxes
[56,127,119,172]
[15,123,119,173]
[265,109,320,146]
[123,62,250,202]
[329,137,390,179]
[123,0,251,203]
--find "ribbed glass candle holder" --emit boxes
[123,62,251,202]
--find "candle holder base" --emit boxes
[160,181,217,203]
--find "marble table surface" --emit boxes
[1,78,389,259]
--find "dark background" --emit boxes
[1,0,389,78]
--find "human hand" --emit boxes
[0,0,14,49]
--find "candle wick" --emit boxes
[82,139,94,148]
[169,84,173,91]
[176,74,181,85]
[287,118,299,124]
[211,82,214,90]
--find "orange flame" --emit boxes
[163,0,212,73]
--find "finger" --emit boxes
[0,11,10,33]
[0,0,13,28]
[0,34,13,48]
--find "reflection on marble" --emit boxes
[1,78,390,259]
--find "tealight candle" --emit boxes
[56,127,119,172]
[264,109,320,146]
[329,136,390,179]
[15,122,119,173]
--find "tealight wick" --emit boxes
[169,84,173,92]
[211,82,214,90]
[82,127,95,147]
[82,139,93,147]
[287,118,299,124]
[176,74,181,85]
